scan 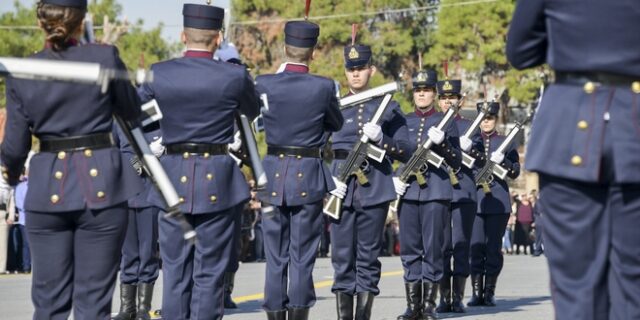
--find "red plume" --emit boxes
[351,24,357,46]
[483,84,488,102]
[304,0,311,20]
[443,60,449,78]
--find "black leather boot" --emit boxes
[483,275,498,307]
[135,283,154,320]
[354,292,375,320]
[466,274,484,307]
[288,307,310,320]
[336,292,354,320]
[224,272,238,309]
[422,281,439,320]
[451,276,467,313]
[112,283,136,320]
[397,282,423,320]
[266,310,287,320]
[435,275,451,313]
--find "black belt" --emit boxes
[40,133,115,152]
[166,143,228,155]
[333,150,349,160]
[267,146,322,158]
[555,72,639,87]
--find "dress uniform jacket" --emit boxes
[2,44,143,210]
[507,0,640,184]
[401,110,460,202]
[256,64,343,206]
[138,52,260,214]
[331,96,410,207]
[476,132,520,214]
[450,117,482,203]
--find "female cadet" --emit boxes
[1,0,142,318]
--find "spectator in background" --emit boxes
[0,181,11,274]
[514,193,534,255]
[531,192,544,257]
[503,213,515,255]
[11,170,30,273]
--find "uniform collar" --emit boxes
[415,106,436,118]
[44,38,79,49]
[276,62,309,74]
[184,49,214,59]
[482,130,497,138]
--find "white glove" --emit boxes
[490,151,505,164]
[330,176,347,199]
[427,127,445,144]
[459,136,473,152]
[362,122,383,143]
[149,137,165,157]
[393,177,409,196]
[228,131,242,152]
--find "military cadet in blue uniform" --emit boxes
[467,102,520,307]
[330,40,410,320]
[137,4,260,319]
[113,122,161,320]
[255,18,345,320]
[435,76,483,314]
[0,0,143,318]
[394,69,461,320]
[507,1,640,319]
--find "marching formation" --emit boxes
[3,0,637,320]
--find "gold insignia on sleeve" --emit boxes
[349,47,360,60]
[443,81,453,91]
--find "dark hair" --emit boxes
[37,3,86,51]
[284,44,314,63]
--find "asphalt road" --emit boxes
[0,254,553,319]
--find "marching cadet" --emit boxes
[330,33,410,320]
[255,13,345,320]
[394,68,461,320]
[137,3,259,319]
[507,1,640,319]
[0,0,143,318]
[435,72,482,314]
[468,102,520,307]
[113,122,161,320]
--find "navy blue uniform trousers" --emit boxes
[262,201,323,311]
[158,204,241,320]
[120,207,159,284]
[469,213,509,276]
[539,174,640,320]
[26,203,128,320]
[398,200,448,283]
[443,202,476,277]
[331,200,388,295]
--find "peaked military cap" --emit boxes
[344,44,372,69]
[437,79,462,97]
[477,101,500,116]
[41,0,87,8]
[412,69,438,90]
[183,3,225,30]
[285,21,320,48]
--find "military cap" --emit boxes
[285,21,320,48]
[437,79,462,97]
[183,3,225,30]
[477,101,500,116]
[344,44,372,69]
[412,69,438,90]
[41,0,87,8]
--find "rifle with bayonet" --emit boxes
[323,94,394,220]
[389,93,467,213]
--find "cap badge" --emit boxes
[443,81,453,91]
[349,47,360,60]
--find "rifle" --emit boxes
[323,94,394,219]
[461,102,490,169]
[231,112,268,190]
[340,81,402,110]
[389,93,467,213]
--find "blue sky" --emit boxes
[0,0,231,41]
